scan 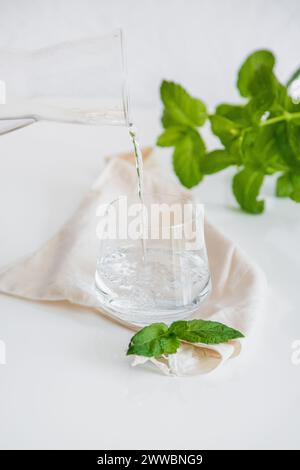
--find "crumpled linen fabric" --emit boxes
[0,150,267,376]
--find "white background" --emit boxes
[1,0,300,109]
[0,0,300,450]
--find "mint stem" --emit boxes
[260,111,300,127]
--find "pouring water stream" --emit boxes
[128,122,147,259]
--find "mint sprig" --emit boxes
[157,50,300,214]
[127,320,244,358]
[127,323,180,358]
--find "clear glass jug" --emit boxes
[0,29,130,134]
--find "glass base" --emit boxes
[95,245,211,326]
[94,279,211,326]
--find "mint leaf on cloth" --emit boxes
[160,81,207,128]
[127,323,180,358]
[128,318,245,376]
[169,319,244,344]
[127,320,244,358]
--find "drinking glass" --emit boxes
[95,192,211,325]
[0,29,130,134]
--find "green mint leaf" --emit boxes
[209,114,242,150]
[246,67,277,121]
[161,109,180,128]
[156,126,187,147]
[169,319,244,344]
[237,50,275,98]
[276,172,293,197]
[274,122,300,170]
[173,129,205,188]
[275,170,300,201]
[290,173,300,202]
[160,81,207,128]
[246,66,276,100]
[127,323,180,358]
[201,150,236,174]
[216,103,251,127]
[291,188,300,202]
[287,122,300,159]
[211,106,250,160]
[241,126,286,174]
[127,319,245,361]
[232,168,265,214]
[276,172,300,201]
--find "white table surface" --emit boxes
[0,111,300,450]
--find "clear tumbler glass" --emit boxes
[95,192,211,325]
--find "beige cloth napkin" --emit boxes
[0,149,267,376]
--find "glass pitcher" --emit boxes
[0,29,131,134]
